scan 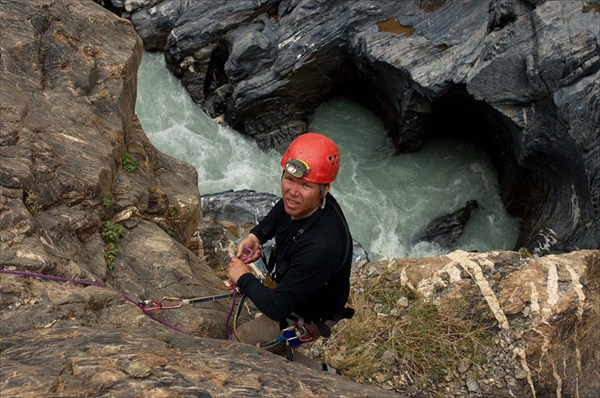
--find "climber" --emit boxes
[227,132,354,367]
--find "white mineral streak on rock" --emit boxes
[565,263,585,385]
[448,250,509,330]
[550,356,564,398]
[565,264,585,319]
[39,234,56,249]
[529,282,540,314]
[444,261,463,283]
[544,262,559,321]
[61,133,86,144]
[413,260,463,298]
[569,183,581,224]
[279,31,303,49]
[114,207,136,223]
[16,250,46,264]
[513,347,537,398]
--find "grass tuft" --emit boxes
[121,152,138,173]
[324,271,492,385]
[100,221,125,270]
[24,190,42,215]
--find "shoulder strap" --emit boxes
[293,208,323,242]
[268,209,323,279]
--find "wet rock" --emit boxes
[416,200,479,249]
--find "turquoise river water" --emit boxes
[136,51,520,261]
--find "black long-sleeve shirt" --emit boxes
[236,193,352,322]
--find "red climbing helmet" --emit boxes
[280,132,341,184]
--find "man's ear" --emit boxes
[323,184,330,196]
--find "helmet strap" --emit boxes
[319,184,328,209]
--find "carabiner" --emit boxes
[140,297,183,311]
[240,247,254,262]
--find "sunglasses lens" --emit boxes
[285,159,309,178]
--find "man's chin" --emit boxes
[283,204,303,219]
[283,206,298,217]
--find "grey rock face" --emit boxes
[0,326,400,397]
[107,0,599,255]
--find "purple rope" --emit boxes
[0,269,105,288]
[2,246,256,338]
[225,287,238,339]
[0,268,189,335]
[225,247,255,339]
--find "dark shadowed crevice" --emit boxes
[335,81,529,250]
[422,86,539,248]
[204,42,230,118]
[329,58,416,152]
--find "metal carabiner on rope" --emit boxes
[140,297,184,311]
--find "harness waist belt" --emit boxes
[286,307,355,325]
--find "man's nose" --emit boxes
[287,183,300,195]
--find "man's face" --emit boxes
[281,172,326,219]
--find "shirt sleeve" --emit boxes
[236,238,340,321]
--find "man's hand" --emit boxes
[236,233,261,263]
[227,256,252,284]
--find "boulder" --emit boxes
[416,199,479,248]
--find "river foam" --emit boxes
[136,51,520,260]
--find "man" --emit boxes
[227,132,353,365]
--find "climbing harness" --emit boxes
[258,318,315,350]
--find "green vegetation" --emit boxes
[519,247,532,258]
[101,197,112,207]
[168,205,179,218]
[24,190,42,215]
[121,152,138,173]
[100,220,125,270]
[325,271,492,384]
